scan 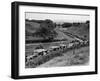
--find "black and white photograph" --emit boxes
[11,1,97,79]
[25,12,90,68]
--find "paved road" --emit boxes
[54,28,74,41]
[55,28,84,42]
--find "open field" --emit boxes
[37,46,89,67]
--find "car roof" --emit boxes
[59,44,66,46]
[50,46,59,49]
[34,49,47,52]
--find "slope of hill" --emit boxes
[37,46,89,68]
[26,21,40,33]
[25,20,73,42]
[65,23,89,40]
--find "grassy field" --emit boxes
[25,45,89,68]
[37,46,89,68]
[65,24,89,40]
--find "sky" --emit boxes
[25,12,90,23]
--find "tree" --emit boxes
[86,20,90,29]
[36,19,57,41]
[62,23,72,28]
[86,20,90,24]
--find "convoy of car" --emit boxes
[26,39,89,62]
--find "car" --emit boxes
[49,46,60,51]
[34,49,48,56]
[26,49,48,61]
[26,54,38,61]
[67,43,74,48]
[59,44,67,50]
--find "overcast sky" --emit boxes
[25,12,90,23]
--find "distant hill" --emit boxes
[25,19,73,42]
[66,23,89,40]
[25,19,89,42]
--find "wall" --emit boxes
[0,0,99,81]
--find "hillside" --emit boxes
[25,19,89,42]
[37,46,89,68]
[25,20,72,42]
[65,23,89,40]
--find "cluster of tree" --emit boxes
[62,23,72,28]
[26,19,44,23]
[61,20,90,28]
[73,22,81,26]
[33,19,57,41]
[25,19,57,41]
[86,20,90,29]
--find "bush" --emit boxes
[62,23,72,28]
